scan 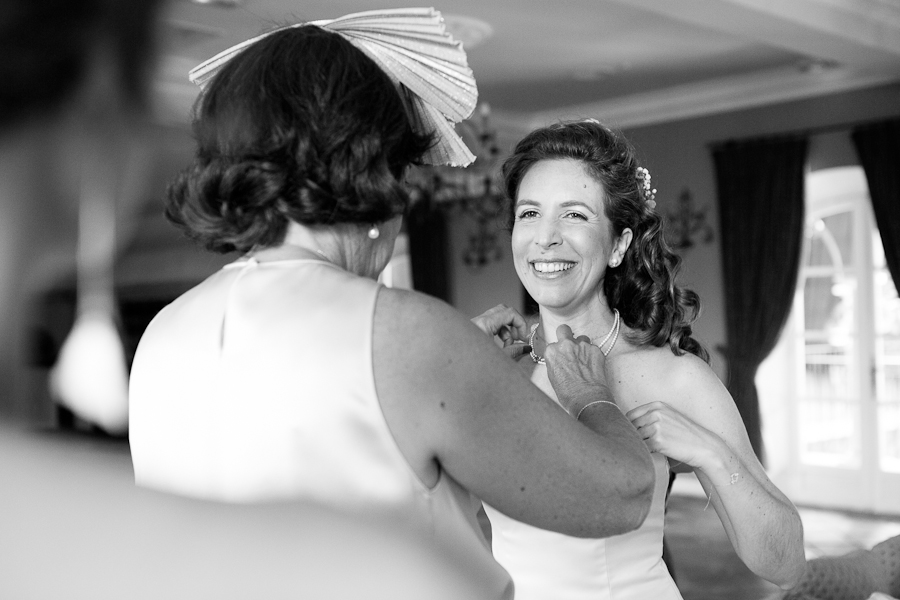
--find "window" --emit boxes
[762,165,900,513]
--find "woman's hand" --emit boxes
[627,401,731,481]
[471,304,531,347]
[545,325,611,415]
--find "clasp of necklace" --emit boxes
[529,309,621,364]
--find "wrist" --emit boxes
[697,445,741,486]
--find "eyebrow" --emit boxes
[514,199,540,208]
[515,199,596,211]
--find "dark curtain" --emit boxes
[407,199,451,303]
[712,136,808,461]
[852,118,900,295]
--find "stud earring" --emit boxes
[368,225,380,240]
[610,259,619,267]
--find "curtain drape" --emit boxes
[407,199,451,303]
[852,118,900,295]
[712,136,808,461]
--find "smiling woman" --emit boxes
[511,158,630,317]
[475,119,807,599]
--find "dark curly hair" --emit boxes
[503,120,708,362]
[166,25,434,254]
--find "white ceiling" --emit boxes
[153,0,900,133]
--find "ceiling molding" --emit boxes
[524,64,900,130]
[610,0,900,65]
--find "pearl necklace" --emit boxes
[529,308,621,364]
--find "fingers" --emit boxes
[472,304,530,342]
[625,401,669,421]
[502,342,530,360]
[555,324,574,341]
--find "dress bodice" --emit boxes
[484,452,680,600]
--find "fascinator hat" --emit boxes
[188,7,478,167]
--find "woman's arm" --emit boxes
[374,288,654,539]
[622,354,806,589]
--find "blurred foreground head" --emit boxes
[0,0,165,425]
[0,0,163,130]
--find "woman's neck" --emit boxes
[250,221,376,278]
[535,298,618,347]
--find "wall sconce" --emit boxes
[664,187,714,250]
[407,104,506,269]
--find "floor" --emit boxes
[665,492,900,600]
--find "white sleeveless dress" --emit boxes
[484,434,681,599]
[129,256,513,599]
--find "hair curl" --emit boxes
[502,120,708,362]
[166,25,433,254]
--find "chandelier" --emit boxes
[408,103,507,268]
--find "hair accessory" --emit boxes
[367,225,380,239]
[636,167,657,210]
[188,8,478,167]
[575,400,620,421]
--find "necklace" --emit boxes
[529,308,621,365]
[528,324,546,365]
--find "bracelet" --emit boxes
[703,471,741,511]
[575,400,619,421]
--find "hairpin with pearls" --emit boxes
[636,167,657,210]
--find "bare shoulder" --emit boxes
[373,286,528,415]
[606,345,726,413]
[375,286,460,334]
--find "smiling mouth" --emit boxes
[531,261,575,273]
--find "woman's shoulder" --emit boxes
[375,287,492,354]
[606,343,721,410]
[375,286,457,328]
[611,341,709,373]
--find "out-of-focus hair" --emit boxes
[165,25,434,254]
[502,119,709,362]
[0,0,162,129]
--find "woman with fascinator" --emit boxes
[128,11,659,598]
[473,120,806,598]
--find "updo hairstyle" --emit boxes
[502,120,708,362]
[166,25,433,254]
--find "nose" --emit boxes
[535,218,562,249]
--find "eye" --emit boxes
[563,211,588,221]
[516,208,539,220]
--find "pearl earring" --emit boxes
[368,225,380,240]
[610,259,619,267]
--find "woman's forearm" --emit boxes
[696,453,806,589]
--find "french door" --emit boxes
[764,166,900,515]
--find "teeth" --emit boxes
[532,262,574,273]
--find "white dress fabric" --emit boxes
[484,452,681,600]
[129,257,513,599]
